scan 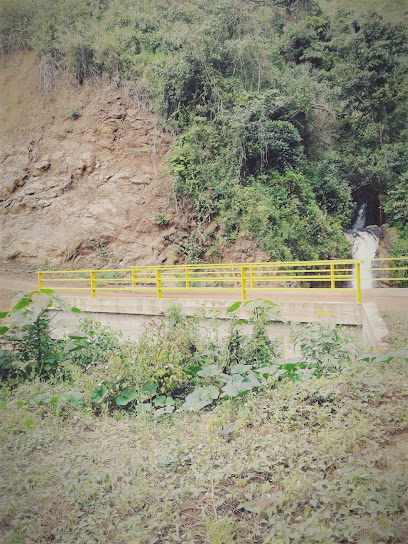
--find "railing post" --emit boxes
[355,262,362,303]
[156,269,162,299]
[250,265,255,289]
[90,271,96,298]
[330,262,335,289]
[185,265,190,289]
[241,266,247,301]
[37,271,43,293]
[131,267,136,289]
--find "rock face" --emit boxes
[0,52,269,269]
[0,52,177,267]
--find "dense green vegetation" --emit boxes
[1,0,407,260]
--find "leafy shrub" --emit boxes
[73,303,200,413]
[68,318,122,369]
[289,318,354,374]
[389,227,408,286]
[121,303,200,396]
[384,172,408,228]
[0,290,83,385]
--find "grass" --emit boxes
[381,310,408,350]
[1,354,408,543]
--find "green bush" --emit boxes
[0,290,83,385]
[68,318,122,369]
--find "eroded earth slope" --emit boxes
[0,52,178,267]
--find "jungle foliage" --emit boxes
[1,0,407,259]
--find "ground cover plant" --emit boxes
[1,293,408,542]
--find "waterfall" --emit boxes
[345,203,381,289]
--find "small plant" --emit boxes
[154,213,170,227]
[289,318,354,374]
[68,318,122,369]
[66,107,81,120]
[0,290,83,384]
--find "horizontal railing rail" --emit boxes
[36,257,408,302]
[37,258,369,302]
[360,257,408,284]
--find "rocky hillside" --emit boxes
[0,53,265,268]
[0,52,173,267]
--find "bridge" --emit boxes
[36,257,408,304]
[1,257,407,352]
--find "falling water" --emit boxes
[345,203,381,289]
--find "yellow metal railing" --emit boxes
[360,257,408,284]
[37,258,371,302]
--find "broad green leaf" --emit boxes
[136,403,153,415]
[358,353,377,363]
[12,359,31,371]
[49,292,75,312]
[197,364,221,378]
[230,364,253,374]
[254,365,278,376]
[246,371,261,387]
[140,382,158,400]
[0,312,8,319]
[296,368,316,380]
[30,292,52,320]
[68,333,88,340]
[153,395,174,407]
[65,392,84,408]
[226,301,242,314]
[375,353,395,363]
[40,289,54,295]
[154,405,175,418]
[224,374,245,385]
[183,365,202,376]
[281,363,299,371]
[64,342,81,352]
[243,299,266,312]
[153,395,166,407]
[90,384,108,403]
[71,307,81,313]
[116,389,138,406]
[0,326,9,335]
[182,386,219,412]
[10,291,25,309]
[12,297,31,311]
[221,380,251,398]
